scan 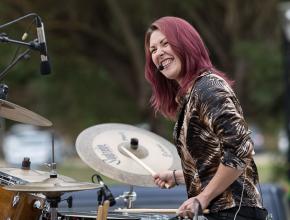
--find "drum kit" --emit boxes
[0,98,184,220]
[0,14,204,219]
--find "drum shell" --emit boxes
[0,187,45,220]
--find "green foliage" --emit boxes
[29,55,141,135]
[234,40,284,130]
[0,0,287,145]
[257,155,287,183]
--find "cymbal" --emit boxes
[0,167,74,183]
[76,123,181,187]
[3,176,101,197]
[0,99,52,126]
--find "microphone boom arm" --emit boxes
[0,34,40,51]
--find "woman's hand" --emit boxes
[177,194,209,219]
[153,170,176,189]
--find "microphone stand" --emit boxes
[92,174,116,207]
[0,48,31,81]
[0,33,40,51]
[0,33,41,81]
[0,13,51,77]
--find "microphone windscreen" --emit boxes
[40,60,51,75]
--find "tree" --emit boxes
[0,0,283,140]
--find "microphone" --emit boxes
[100,180,116,206]
[158,64,164,71]
[94,174,116,206]
[36,16,51,75]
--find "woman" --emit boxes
[144,16,268,220]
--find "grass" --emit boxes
[57,157,121,185]
[54,152,288,187]
[255,152,287,184]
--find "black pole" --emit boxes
[282,33,290,180]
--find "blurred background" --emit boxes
[0,0,290,218]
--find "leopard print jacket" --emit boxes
[173,71,263,212]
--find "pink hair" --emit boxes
[144,16,231,119]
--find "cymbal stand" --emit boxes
[45,131,57,178]
[0,84,8,150]
[46,195,61,220]
[44,131,61,220]
[116,185,137,209]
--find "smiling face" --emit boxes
[149,30,182,83]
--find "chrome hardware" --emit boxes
[12,193,20,207]
[33,200,42,209]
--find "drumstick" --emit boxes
[121,146,170,188]
[96,205,103,220]
[114,208,210,214]
[102,200,110,220]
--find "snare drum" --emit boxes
[0,168,48,220]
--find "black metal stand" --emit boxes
[0,34,40,50]
[282,33,290,183]
[46,196,61,220]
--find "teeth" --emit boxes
[161,59,172,67]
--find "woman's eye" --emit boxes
[163,41,168,46]
[150,49,156,54]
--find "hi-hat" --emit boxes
[0,167,74,183]
[0,99,52,126]
[3,176,101,197]
[76,123,181,187]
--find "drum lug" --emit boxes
[33,200,42,209]
[12,193,20,207]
